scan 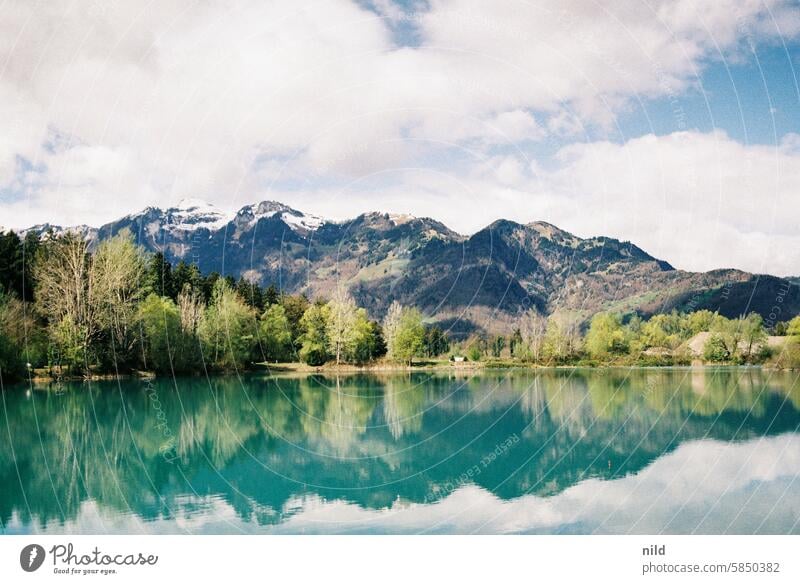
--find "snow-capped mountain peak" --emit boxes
[20,223,97,241]
[164,199,230,232]
[235,200,325,234]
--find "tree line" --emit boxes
[469,307,800,367]
[0,229,446,380]
[2,228,799,380]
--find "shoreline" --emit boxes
[22,360,796,385]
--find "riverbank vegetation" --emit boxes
[1,228,799,381]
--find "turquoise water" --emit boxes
[1,368,799,534]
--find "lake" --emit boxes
[1,368,799,534]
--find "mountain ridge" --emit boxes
[15,199,799,335]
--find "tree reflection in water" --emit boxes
[1,368,798,533]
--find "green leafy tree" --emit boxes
[299,302,330,366]
[520,309,547,361]
[389,307,425,365]
[137,294,187,373]
[91,231,147,368]
[710,314,742,361]
[201,272,221,303]
[0,291,45,379]
[771,337,800,369]
[467,343,482,362]
[542,312,581,361]
[198,280,257,370]
[326,288,359,365]
[703,333,730,362]
[260,304,292,362]
[350,311,383,364]
[51,314,87,374]
[684,310,716,335]
[640,315,668,349]
[741,313,767,358]
[281,293,310,353]
[585,312,629,359]
[787,316,800,337]
[509,328,523,358]
[33,232,96,372]
[383,301,403,359]
[490,335,506,358]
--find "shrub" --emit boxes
[703,333,729,362]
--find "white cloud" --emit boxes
[263,130,800,275]
[537,130,800,275]
[260,434,800,534]
[19,434,800,534]
[0,0,798,275]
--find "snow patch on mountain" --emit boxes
[21,223,97,241]
[17,198,327,240]
[235,200,325,234]
[165,199,230,232]
[388,213,415,226]
[281,210,324,232]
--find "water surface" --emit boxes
[2,368,799,534]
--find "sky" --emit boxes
[1,0,799,276]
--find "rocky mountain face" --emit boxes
[21,199,800,335]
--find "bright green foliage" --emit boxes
[52,315,87,374]
[198,280,257,370]
[787,316,800,336]
[703,333,730,362]
[299,302,331,366]
[508,328,524,358]
[137,294,200,373]
[383,301,402,360]
[585,312,629,358]
[390,307,425,365]
[640,313,681,349]
[467,343,482,362]
[326,289,359,364]
[741,313,767,357]
[138,294,180,372]
[350,310,384,364]
[281,293,310,350]
[91,231,147,368]
[710,314,743,361]
[0,292,38,379]
[542,312,581,360]
[260,304,292,362]
[771,337,800,369]
[685,310,716,335]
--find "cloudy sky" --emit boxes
[1,0,799,275]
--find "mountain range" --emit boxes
[20,199,800,335]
